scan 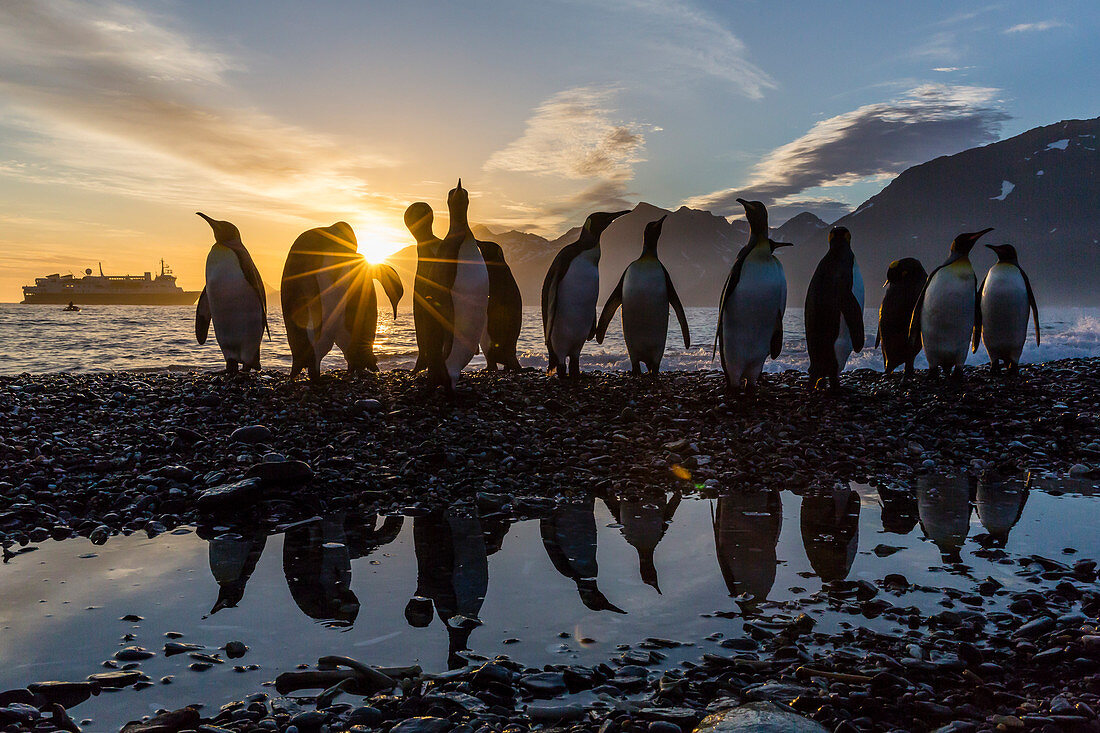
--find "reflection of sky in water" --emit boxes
[3,304,1100,374]
[0,479,1096,729]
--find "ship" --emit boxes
[21,261,201,305]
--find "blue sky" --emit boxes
[0,0,1095,296]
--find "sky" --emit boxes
[0,0,1096,300]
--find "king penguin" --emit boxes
[973,244,1040,375]
[804,226,864,391]
[195,212,268,374]
[876,258,927,376]
[542,210,630,379]
[477,240,523,371]
[404,202,444,374]
[426,179,489,393]
[281,222,403,381]
[595,215,690,374]
[909,228,993,378]
[714,199,792,394]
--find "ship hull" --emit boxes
[22,292,201,305]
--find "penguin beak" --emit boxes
[772,241,794,248]
[735,198,749,207]
[456,178,462,189]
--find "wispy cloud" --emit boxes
[684,84,1010,218]
[0,0,395,221]
[483,86,647,227]
[1004,20,1069,33]
[604,0,776,99]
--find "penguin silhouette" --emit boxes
[715,199,792,394]
[195,212,269,374]
[804,226,864,391]
[478,240,523,371]
[542,210,630,379]
[596,216,691,374]
[877,258,927,377]
[404,203,444,374]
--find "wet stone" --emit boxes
[693,702,828,733]
[389,716,452,733]
[231,425,274,444]
[197,478,264,512]
[115,646,155,661]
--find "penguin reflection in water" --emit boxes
[804,226,864,391]
[715,199,792,395]
[916,474,974,564]
[281,222,403,381]
[974,244,1040,376]
[194,213,269,375]
[596,215,691,375]
[604,491,681,593]
[201,524,267,615]
[800,488,860,582]
[405,510,509,669]
[543,210,630,379]
[712,490,782,615]
[909,228,993,378]
[541,495,625,613]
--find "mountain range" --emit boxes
[390,116,1099,308]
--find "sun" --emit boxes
[347,219,409,264]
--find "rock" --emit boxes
[246,460,313,487]
[355,399,384,414]
[1069,463,1092,477]
[693,702,828,733]
[389,717,452,733]
[120,706,200,733]
[164,642,205,656]
[288,711,327,733]
[348,706,384,727]
[224,641,248,659]
[26,681,96,709]
[526,702,587,722]
[519,671,568,697]
[231,425,273,444]
[86,670,144,688]
[197,478,263,512]
[1014,616,1055,638]
[740,682,812,703]
[115,646,155,661]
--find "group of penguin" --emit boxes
[193,186,1040,392]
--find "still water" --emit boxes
[2,304,1100,375]
[1,478,1097,729]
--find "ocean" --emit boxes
[1,303,1098,376]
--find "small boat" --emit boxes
[64,301,81,312]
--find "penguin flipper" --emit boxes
[595,273,625,344]
[1021,269,1040,346]
[770,311,783,360]
[542,249,570,348]
[195,288,211,344]
[713,242,752,360]
[973,274,988,352]
[841,292,865,353]
[665,267,691,349]
[226,242,270,339]
[908,267,938,350]
[972,275,983,353]
[373,263,404,320]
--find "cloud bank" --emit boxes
[684,84,1010,219]
[0,0,394,220]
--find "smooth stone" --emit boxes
[231,425,274,444]
[27,681,95,709]
[693,702,828,733]
[740,682,812,703]
[519,671,568,697]
[115,646,155,661]
[246,460,313,487]
[119,706,200,732]
[224,641,249,659]
[389,716,452,733]
[86,670,143,688]
[197,478,263,512]
[355,399,384,414]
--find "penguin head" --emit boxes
[447,179,469,211]
[885,257,927,287]
[478,240,504,264]
[196,212,241,244]
[828,226,852,251]
[404,202,435,240]
[950,227,994,256]
[642,215,667,255]
[736,198,769,239]
[324,221,357,252]
[583,210,630,237]
[985,243,1019,263]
